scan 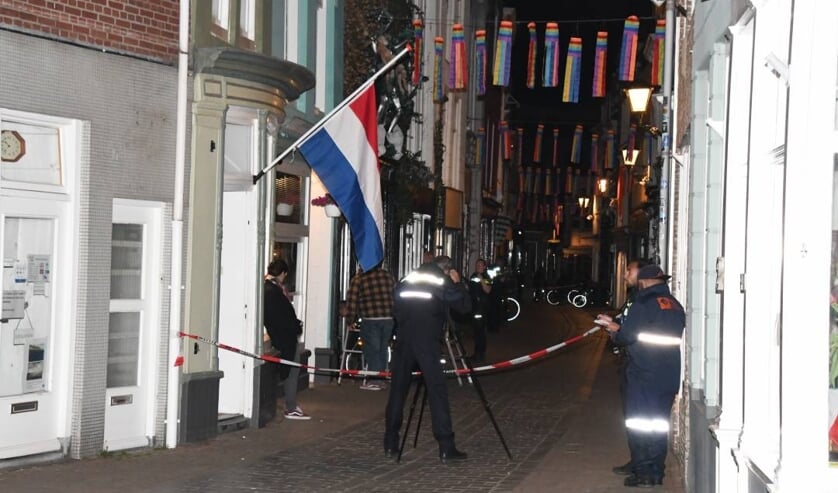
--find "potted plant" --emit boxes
[311,194,341,217]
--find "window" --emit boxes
[212,0,230,32]
[239,0,255,41]
[1,120,63,190]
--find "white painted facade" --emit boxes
[682,0,838,490]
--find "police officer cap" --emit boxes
[637,264,671,280]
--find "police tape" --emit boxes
[176,326,602,378]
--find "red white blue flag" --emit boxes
[299,85,384,271]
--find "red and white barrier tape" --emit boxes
[177,326,602,378]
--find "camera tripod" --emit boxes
[397,315,513,462]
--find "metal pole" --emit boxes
[252,45,412,184]
[658,0,676,270]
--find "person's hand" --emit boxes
[595,314,619,332]
[448,269,461,284]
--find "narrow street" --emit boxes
[0,301,684,492]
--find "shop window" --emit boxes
[275,172,305,225]
[0,217,54,396]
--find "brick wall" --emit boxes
[0,0,178,63]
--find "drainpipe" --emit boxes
[166,0,190,449]
[658,0,675,271]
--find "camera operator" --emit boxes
[383,255,472,463]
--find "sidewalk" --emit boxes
[0,304,685,492]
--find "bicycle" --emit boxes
[502,296,521,321]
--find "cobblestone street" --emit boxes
[0,302,685,492]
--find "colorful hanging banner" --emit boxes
[476,127,485,169]
[544,167,551,196]
[450,24,467,91]
[562,37,582,103]
[533,124,544,163]
[590,133,599,173]
[543,22,560,87]
[552,128,559,167]
[571,124,583,164]
[517,127,524,166]
[516,168,525,212]
[433,36,445,102]
[604,129,615,170]
[527,22,538,89]
[651,19,666,86]
[592,31,608,97]
[619,16,640,81]
[475,30,487,95]
[498,120,512,161]
[627,123,637,158]
[412,19,424,86]
[493,20,514,86]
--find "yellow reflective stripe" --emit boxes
[625,417,669,433]
[637,333,681,346]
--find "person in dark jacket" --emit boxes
[596,264,685,488]
[467,258,492,363]
[383,255,473,463]
[264,259,310,420]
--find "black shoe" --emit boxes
[612,461,633,475]
[623,475,657,488]
[439,448,468,463]
[384,448,399,459]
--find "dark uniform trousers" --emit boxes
[625,374,676,480]
[384,326,454,451]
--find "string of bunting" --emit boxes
[433,36,444,102]
[412,19,423,86]
[450,24,466,90]
[527,22,538,89]
[475,29,487,95]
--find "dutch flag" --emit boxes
[298,85,384,271]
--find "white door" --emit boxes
[103,201,162,451]
[217,115,258,419]
[0,197,73,459]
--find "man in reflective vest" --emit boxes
[384,255,473,463]
[598,264,685,488]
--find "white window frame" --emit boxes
[212,0,230,31]
[239,0,255,40]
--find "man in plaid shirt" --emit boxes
[345,263,397,391]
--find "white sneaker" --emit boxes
[284,407,311,420]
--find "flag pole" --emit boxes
[253,45,413,184]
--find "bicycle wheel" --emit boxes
[571,293,588,308]
[546,289,562,305]
[504,297,521,321]
[566,289,579,304]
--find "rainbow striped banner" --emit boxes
[475,30,487,95]
[500,121,511,160]
[651,19,666,86]
[563,37,582,103]
[571,124,583,163]
[552,128,559,167]
[517,127,524,166]
[533,124,544,163]
[590,133,599,173]
[525,167,534,194]
[433,36,445,102]
[604,129,615,170]
[450,24,467,91]
[543,22,560,87]
[592,31,608,97]
[493,20,514,86]
[412,19,424,86]
[516,168,525,211]
[527,22,538,89]
[619,16,640,81]
[544,167,551,196]
[476,127,485,169]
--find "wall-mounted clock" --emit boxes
[1,130,26,163]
